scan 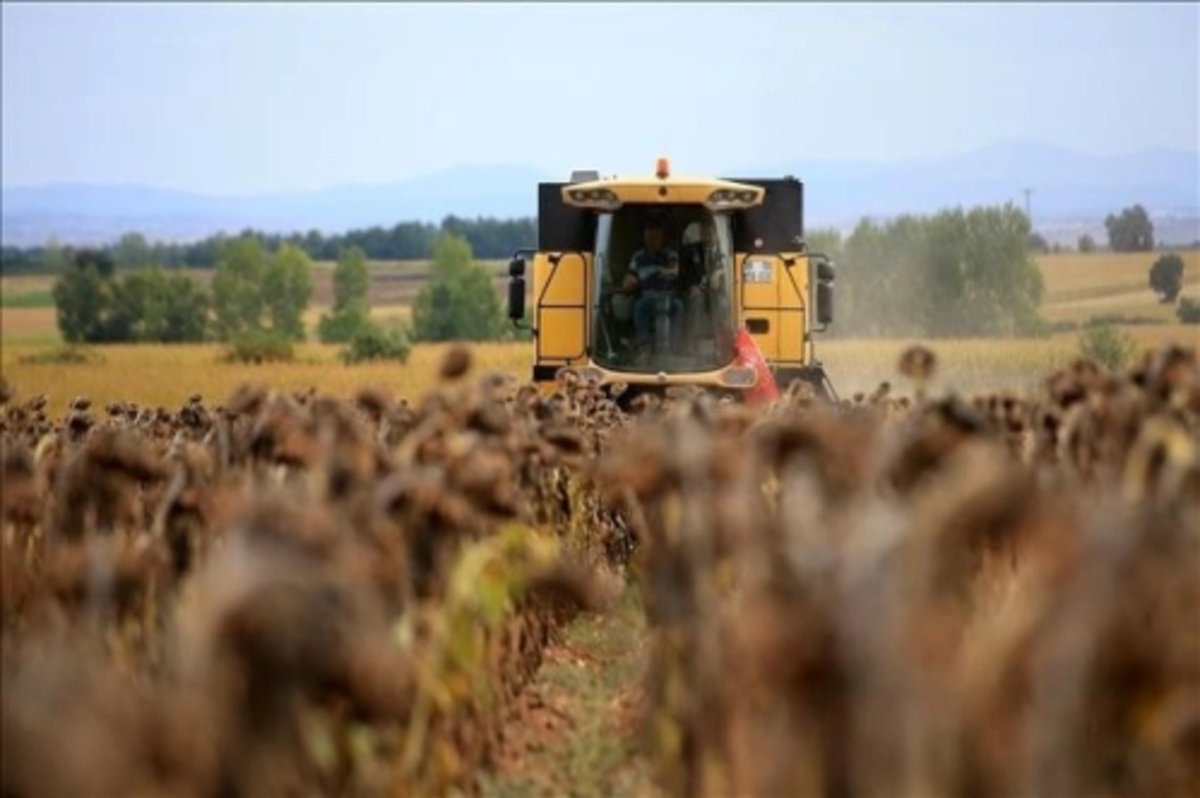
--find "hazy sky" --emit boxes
[2,2,1197,195]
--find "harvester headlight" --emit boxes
[721,366,759,387]
[575,366,605,385]
[566,188,621,209]
[558,365,605,386]
[704,188,759,210]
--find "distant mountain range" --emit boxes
[3,140,1198,248]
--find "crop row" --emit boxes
[1,348,628,797]
[587,344,1200,797]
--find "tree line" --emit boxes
[51,231,511,361]
[1,215,536,275]
[4,202,1190,277]
[34,200,1196,350]
[52,203,1048,346]
[806,204,1046,338]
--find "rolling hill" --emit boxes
[3,141,1197,247]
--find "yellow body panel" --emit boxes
[734,252,810,365]
[532,251,590,364]
[775,253,810,365]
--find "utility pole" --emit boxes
[1022,187,1034,226]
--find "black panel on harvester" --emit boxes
[725,177,804,252]
[537,183,597,252]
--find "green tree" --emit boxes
[1078,322,1136,372]
[922,208,971,335]
[960,205,1044,336]
[1148,253,1185,303]
[106,268,210,342]
[1078,233,1097,253]
[52,259,111,343]
[836,217,888,336]
[318,245,371,343]
[211,235,269,340]
[317,303,370,344]
[107,269,167,342]
[1104,204,1155,252]
[341,319,412,364]
[262,243,313,341]
[211,236,310,355]
[1176,297,1200,324]
[41,238,71,273]
[159,274,210,342]
[52,255,210,344]
[831,205,1042,338]
[804,228,843,261]
[411,232,506,342]
[332,245,370,308]
[72,248,117,280]
[112,232,153,269]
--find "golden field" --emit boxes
[0,341,531,418]
[5,328,1198,418]
[3,250,1197,415]
[0,308,57,343]
[1038,250,1200,323]
[1038,250,1200,302]
[1,259,506,312]
[820,326,1196,395]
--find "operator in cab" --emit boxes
[679,216,731,354]
[625,217,683,357]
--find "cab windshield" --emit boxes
[591,204,736,374]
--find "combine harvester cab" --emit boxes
[506,159,838,406]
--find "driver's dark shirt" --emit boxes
[630,248,679,292]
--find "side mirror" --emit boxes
[816,282,833,327]
[816,259,834,283]
[508,277,526,322]
[814,258,834,327]
[507,257,527,323]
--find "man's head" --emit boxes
[643,218,666,252]
[683,218,716,247]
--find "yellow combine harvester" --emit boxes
[506,158,837,404]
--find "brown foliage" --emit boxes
[589,344,1200,798]
[1,343,1196,798]
[0,366,621,796]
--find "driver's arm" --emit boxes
[623,253,641,291]
[664,249,680,278]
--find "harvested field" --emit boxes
[0,342,532,418]
[1037,251,1200,304]
[4,326,1197,418]
[0,308,57,343]
[310,260,507,308]
[2,339,1197,797]
[1042,284,1200,324]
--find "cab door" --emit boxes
[533,182,594,364]
[725,177,808,365]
